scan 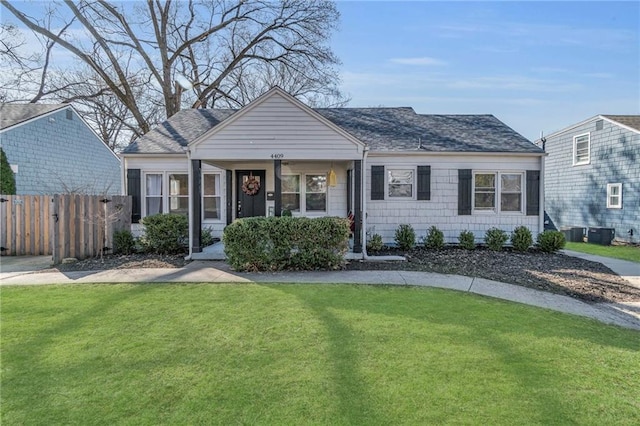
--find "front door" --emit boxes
[236,170,266,218]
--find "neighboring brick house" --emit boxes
[537,115,639,243]
[0,104,121,195]
[121,87,544,258]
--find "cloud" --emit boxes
[389,57,448,66]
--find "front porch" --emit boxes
[189,159,364,257]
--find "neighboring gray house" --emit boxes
[122,88,545,259]
[538,115,639,243]
[0,104,121,195]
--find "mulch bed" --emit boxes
[53,248,640,304]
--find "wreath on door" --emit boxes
[242,174,260,196]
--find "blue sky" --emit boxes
[332,1,639,140]
[2,1,638,141]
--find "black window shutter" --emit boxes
[371,165,385,200]
[417,166,431,200]
[526,170,540,215]
[458,169,472,215]
[127,169,141,223]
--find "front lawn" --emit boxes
[2,284,639,425]
[565,241,640,263]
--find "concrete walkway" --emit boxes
[561,249,640,288]
[1,255,639,331]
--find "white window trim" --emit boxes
[142,171,189,218]
[202,172,223,222]
[386,168,415,200]
[573,133,591,166]
[472,171,524,214]
[282,173,328,215]
[606,183,622,209]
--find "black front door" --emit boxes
[236,170,266,218]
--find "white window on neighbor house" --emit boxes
[473,172,523,213]
[203,173,221,220]
[607,183,622,209]
[145,173,163,215]
[573,133,590,165]
[169,174,188,216]
[388,169,414,198]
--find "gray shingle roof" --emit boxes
[0,104,67,130]
[603,115,640,132]
[316,108,541,152]
[122,109,236,154]
[123,106,542,154]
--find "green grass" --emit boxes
[565,241,640,263]
[2,284,639,425]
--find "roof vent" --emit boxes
[595,119,603,131]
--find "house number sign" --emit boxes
[270,153,284,159]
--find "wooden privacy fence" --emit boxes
[1,194,131,264]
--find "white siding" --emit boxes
[126,156,349,238]
[190,92,363,160]
[365,154,542,244]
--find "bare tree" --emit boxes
[1,0,345,140]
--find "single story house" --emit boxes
[537,115,639,243]
[0,103,121,195]
[121,87,545,258]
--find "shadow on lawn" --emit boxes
[274,284,640,424]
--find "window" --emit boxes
[474,173,496,210]
[282,175,301,212]
[306,174,327,212]
[169,174,188,215]
[282,174,327,213]
[388,169,413,198]
[607,183,622,209]
[500,174,522,212]
[573,133,590,165]
[473,172,523,213]
[145,173,163,215]
[203,174,221,219]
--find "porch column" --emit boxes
[191,159,202,253]
[274,160,282,217]
[353,160,362,253]
[226,170,233,225]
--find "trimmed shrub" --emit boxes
[223,216,349,271]
[394,224,416,251]
[281,209,292,217]
[113,229,136,255]
[367,233,384,253]
[424,226,445,250]
[1,148,16,195]
[140,213,188,254]
[537,230,566,253]
[511,226,533,252]
[485,227,508,251]
[201,226,215,247]
[458,230,476,250]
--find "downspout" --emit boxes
[539,153,545,236]
[186,147,193,260]
[361,146,370,260]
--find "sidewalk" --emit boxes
[561,249,640,288]
[1,256,639,331]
